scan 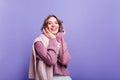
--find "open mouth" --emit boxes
[51,28,58,31]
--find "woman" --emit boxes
[28,15,72,80]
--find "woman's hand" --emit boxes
[56,29,66,43]
[42,28,56,39]
[61,29,66,36]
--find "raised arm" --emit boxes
[57,35,71,66]
[34,38,59,66]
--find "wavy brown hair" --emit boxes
[41,15,63,32]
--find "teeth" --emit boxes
[51,28,56,30]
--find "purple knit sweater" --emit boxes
[34,35,71,76]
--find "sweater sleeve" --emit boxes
[34,38,59,66]
[57,36,71,66]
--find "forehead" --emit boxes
[48,17,57,22]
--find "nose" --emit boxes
[52,23,56,27]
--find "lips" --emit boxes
[51,28,58,31]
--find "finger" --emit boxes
[45,28,51,34]
[62,29,66,35]
[45,28,54,36]
[43,29,48,35]
[42,29,45,33]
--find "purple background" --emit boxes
[0,0,120,80]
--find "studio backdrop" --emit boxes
[0,0,120,80]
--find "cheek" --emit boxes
[47,27,53,32]
[56,25,59,29]
[47,25,51,29]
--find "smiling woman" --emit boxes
[28,15,72,80]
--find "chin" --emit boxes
[51,31,58,34]
[51,32,58,35]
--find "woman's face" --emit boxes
[47,17,59,35]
